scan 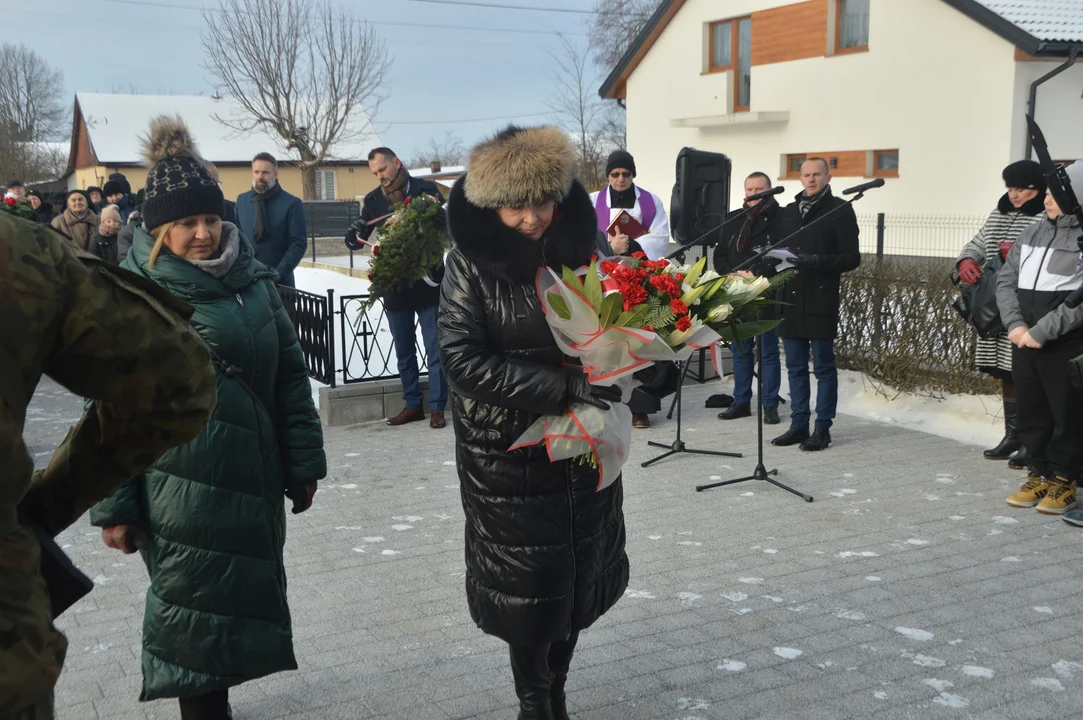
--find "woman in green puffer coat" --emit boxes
[89,116,326,720]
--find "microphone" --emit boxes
[744,186,785,202]
[841,178,886,195]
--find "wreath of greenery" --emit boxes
[364,194,449,310]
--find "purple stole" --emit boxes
[595,186,657,235]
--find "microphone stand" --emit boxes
[697,188,876,501]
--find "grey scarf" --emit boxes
[799,186,830,218]
[187,224,241,278]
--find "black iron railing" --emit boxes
[339,294,429,384]
[277,285,336,387]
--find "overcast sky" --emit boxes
[3,0,606,164]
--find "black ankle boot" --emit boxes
[510,643,555,720]
[985,398,1022,460]
[548,632,578,720]
[1008,446,1028,470]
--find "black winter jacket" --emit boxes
[345,175,446,312]
[712,198,785,275]
[88,230,120,265]
[776,188,861,339]
[438,177,629,646]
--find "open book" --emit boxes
[606,210,648,240]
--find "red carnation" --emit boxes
[372,245,381,256]
[675,273,684,282]
[631,251,646,259]
[621,282,648,310]
[599,260,619,276]
[3,196,15,207]
[367,272,375,282]
[650,274,682,298]
[591,253,599,262]
[641,325,655,332]
[670,299,688,315]
[403,196,413,208]
[676,315,692,332]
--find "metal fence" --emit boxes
[338,294,430,384]
[277,285,337,387]
[857,213,986,259]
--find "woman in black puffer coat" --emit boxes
[439,125,629,720]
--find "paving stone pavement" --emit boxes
[26,377,1083,720]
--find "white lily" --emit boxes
[707,303,733,322]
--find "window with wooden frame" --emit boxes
[872,150,899,178]
[784,154,807,179]
[708,16,752,112]
[836,0,870,54]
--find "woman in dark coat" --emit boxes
[956,160,1046,467]
[438,126,629,720]
[89,117,326,719]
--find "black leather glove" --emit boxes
[792,254,821,269]
[568,375,623,410]
[344,227,361,251]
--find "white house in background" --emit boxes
[600,0,1083,254]
[406,161,465,196]
[66,92,382,202]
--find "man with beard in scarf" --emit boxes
[344,147,449,429]
[235,152,307,288]
[713,171,785,426]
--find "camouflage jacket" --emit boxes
[0,213,217,715]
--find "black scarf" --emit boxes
[736,197,777,253]
[252,181,282,244]
[609,184,637,209]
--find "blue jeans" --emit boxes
[386,305,447,411]
[729,329,781,408]
[782,337,837,431]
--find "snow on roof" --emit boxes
[77,92,381,165]
[976,0,1083,43]
[407,165,465,180]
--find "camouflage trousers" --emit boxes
[4,693,53,720]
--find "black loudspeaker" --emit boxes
[670,148,731,247]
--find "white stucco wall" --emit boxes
[1010,61,1083,163]
[622,0,1073,255]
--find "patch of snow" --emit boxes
[991,515,1019,524]
[865,576,882,582]
[1031,678,1065,692]
[933,693,970,708]
[924,494,941,501]
[836,610,866,621]
[740,491,755,497]
[676,698,710,711]
[381,549,401,556]
[624,589,656,599]
[362,536,385,543]
[949,515,966,520]
[894,627,934,641]
[910,654,946,668]
[1034,606,1054,615]
[1001,556,1022,562]
[647,534,663,540]
[762,595,784,603]
[962,666,995,679]
[739,577,763,584]
[838,551,879,558]
[830,488,858,497]
[773,647,803,659]
[763,548,778,554]
[677,541,703,547]
[721,592,748,602]
[392,515,423,522]
[873,691,888,700]
[906,539,930,546]
[677,592,702,606]
[1052,660,1083,679]
[923,679,954,692]
[391,524,413,531]
[717,659,746,672]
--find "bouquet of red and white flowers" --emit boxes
[510,251,788,490]
[2,192,35,220]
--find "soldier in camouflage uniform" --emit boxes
[0,212,218,719]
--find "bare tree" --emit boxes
[548,35,616,190]
[201,0,391,199]
[0,136,67,185]
[0,44,66,142]
[588,0,659,75]
[406,132,467,170]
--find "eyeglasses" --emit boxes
[609,171,632,179]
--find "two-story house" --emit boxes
[600,0,1083,254]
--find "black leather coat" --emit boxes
[438,177,629,646]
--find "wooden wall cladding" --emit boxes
[750,0,829,67]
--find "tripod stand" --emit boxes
[696,339,812,501]
[642,359,742,468]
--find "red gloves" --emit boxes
[958,258,982,285]
[999,241,1013,261]
[285,482,318,514]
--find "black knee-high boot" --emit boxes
[509,643,555,720]
[548,632,579,720]
[178,689,232,720]
[985,382,1022,460]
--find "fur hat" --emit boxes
[464,125,577,209]
[108,172,132,195]
[1002,160,1045,192]
[140,115,223,231]
[102,179,126,197]
[605,150,636,178]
